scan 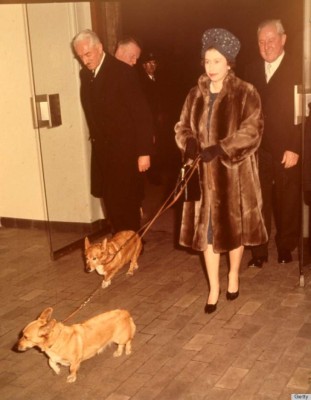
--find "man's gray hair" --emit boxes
[72,29,101,48]
[257,19,285,36]
[117,36,141,48]
[115,36,141,54]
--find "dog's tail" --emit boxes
[129,317,136,339]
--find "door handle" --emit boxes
[32,93,62,128]
[294,85,311,125]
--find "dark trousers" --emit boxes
[102,170,143,234]
[252,149,301,258]
[107,201,141,233]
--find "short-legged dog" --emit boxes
[85,230,142,288]
[16,307,136,383]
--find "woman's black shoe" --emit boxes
[226,290,239,301]
[204,303,217,314]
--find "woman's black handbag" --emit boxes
[176,163,201,202]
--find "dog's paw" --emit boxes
[101,280,111,289]
[113,344,125,357]
[125,342,132,355]
[127,263,139,276]
[125,348,132,355]
[113,349,123,357]
[66,374,77,383]
[49,360,60,375]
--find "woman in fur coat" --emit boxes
[175,28,267,314]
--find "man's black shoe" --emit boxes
[248,256,268,268]
[277,250,292,264]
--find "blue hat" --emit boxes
[201,28,240,62]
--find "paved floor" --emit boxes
[1,186,311,400]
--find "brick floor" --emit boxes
[1,190,311,399]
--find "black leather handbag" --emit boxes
[176,163,201,202]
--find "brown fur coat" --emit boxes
[175,71,268,253]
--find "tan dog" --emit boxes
[16,307,136,383]
[85,230,142,288]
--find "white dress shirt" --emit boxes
[265,52,285,83]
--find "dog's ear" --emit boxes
[102,238,107,250]
[39,319,57,337]
[38,307,53,322]
[85,237,91,249]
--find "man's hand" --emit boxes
[281,151,299,168]
[138,155,150,172]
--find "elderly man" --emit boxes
[72,29,154,233]
[245,19,301,266]
[115,36,141,66]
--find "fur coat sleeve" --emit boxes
[175,71,268,253]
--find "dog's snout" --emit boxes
[12,342,20,352]
[13,340,27,352]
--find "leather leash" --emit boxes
[138,155,201,238]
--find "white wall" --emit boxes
[0,3,103,224]
[0,5,46,220]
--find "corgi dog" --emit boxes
[85,230,142,288]
[16,307,136,383]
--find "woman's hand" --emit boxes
[200,144,224,162]
[185,137,198,160]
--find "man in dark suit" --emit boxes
[245,19,301,266]
[115,36,141,66]
[72,29,154,233]
[139,51,163,184]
